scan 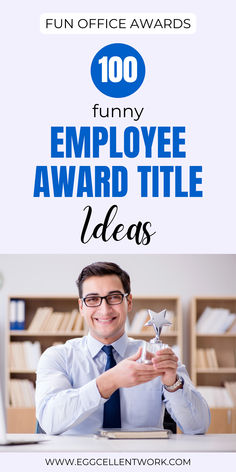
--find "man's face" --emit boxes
[79,274,132,344]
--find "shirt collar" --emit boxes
[87,332,129,359]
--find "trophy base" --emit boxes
[140,340,169,364]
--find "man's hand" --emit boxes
[96,347,161,398]
[151,348,179,386]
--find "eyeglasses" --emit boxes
[81,293,129,307]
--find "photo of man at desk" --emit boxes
[36,261,210,436]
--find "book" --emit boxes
[207,348,219,368]
[14,342,27,370]
[57,312,71,332]
[9,300,18,330]
[16,300,25,330]
[9,379,18,407]
[227,318,236,333]
[39,308,56,331]
[98,427,171,439]
[10,379,25,407]
[224,382,236,406]
[65,309,80,332]
[196,307,236,334]
[196,348,219,369]
[72,311,84,332]
[129,309,149,334]
[27,307,53,332]
[43,312,64,332]
[196,386,234,408]
[10,341,41,370]
[196,348,207,368]
[23,341,41,370]
[27,307,82,333]
[9,379,35,407]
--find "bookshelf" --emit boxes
[191,297,236,433]
[7,294,182,433]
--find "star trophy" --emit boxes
[140,309,171,364]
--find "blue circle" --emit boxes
[91,43,145,98]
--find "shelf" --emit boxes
[10,369,36,374]
[191,296,236,433]
[127,331,178,338]
[197,368,236,374]
[10,330,179,338]
[8,406,35,410]
[10,330,85,337]
[7,407,36,433]
[206,408,236,434]
[196,333,236,338]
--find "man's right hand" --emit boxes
[96,347,161,399]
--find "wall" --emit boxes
[1,254,236,382]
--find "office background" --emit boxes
[1,253,236,376]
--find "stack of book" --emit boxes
[27,307,83,333]
[196,307,236,334]
[196,386,234,407]
[196,348,218,368]
[10,341,41,370]
[128,309,149,334]
[9,379,35,407]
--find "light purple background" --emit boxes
[1,0,235,253]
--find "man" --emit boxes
[36,262,210,435]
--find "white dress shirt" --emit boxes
[35,333,210,435]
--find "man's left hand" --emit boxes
[151,348,178,386]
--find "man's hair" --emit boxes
[76,261,131,298]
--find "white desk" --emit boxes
[0,434,236,452]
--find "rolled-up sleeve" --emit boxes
[35,346,106,435]
[163,364,211,434]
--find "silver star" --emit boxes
[145,309,171,338]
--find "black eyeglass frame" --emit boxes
[81,292,129,307]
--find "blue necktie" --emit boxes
[102,345,121,428]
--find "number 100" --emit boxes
[98,56,138,83]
